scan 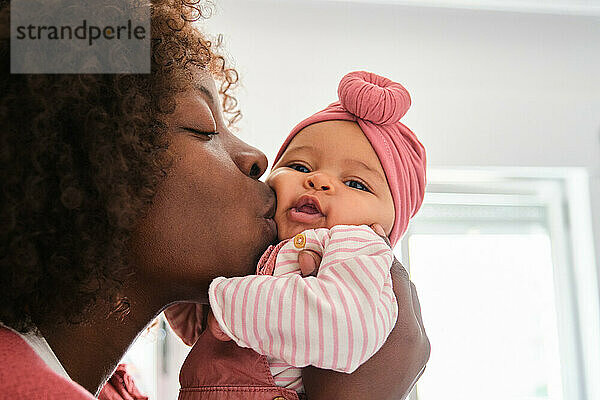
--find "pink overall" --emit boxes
[178,327,303,400]
[178,241,303,400]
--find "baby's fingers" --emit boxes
[370,223,392,247]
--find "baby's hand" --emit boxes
[370,223,390,245]
[297,224,388,277]
[207,311,232,341]
[298,250,321,277]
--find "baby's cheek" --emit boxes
[265,168,287,191]
[326,207,362,228]
[328,199,389,229]
[381,201,396,234]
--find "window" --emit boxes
[401,168,600,400]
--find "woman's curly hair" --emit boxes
[0,0,240,333]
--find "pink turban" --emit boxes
[274,71,427,246]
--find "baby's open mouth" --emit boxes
[295,203,320,214]
[289,195,325,223]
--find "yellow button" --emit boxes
[273,397,286,400]
[293,233,306,249]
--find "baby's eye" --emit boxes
[289,164,310,173]
[345,180,371,192]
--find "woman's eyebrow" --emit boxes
[195,84,215,105]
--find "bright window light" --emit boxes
[409,233,563,400]
[399,168,600,400]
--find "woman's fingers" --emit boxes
[302,258,430,399]
[410,281,426,333]
[298,249,322,277]
[370,222,427,352]
[391,259,428,348]
[390,258,430,358]
[391,256,410,282]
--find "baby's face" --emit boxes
[266,120,395,241]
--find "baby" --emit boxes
[178,71,426,398]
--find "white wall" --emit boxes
[203,0,600,278]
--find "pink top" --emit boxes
[0,327,148,400]
[0,327,94,400]
[209,225,398,390]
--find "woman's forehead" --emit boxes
[170,70,221,125]
[193,71,219,102]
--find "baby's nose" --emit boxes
[305,173,334,192]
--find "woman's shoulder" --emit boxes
[0,327,94,400]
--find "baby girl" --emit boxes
[177,71,426,399]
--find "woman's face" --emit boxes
[129,70,277,303]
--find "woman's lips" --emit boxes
[263,217,278,240]
[263,189,277,219]
[261,188,278,241]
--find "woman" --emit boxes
[0,1,429,399]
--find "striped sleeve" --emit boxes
[208,224,398,373]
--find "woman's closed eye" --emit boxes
[183,127,219,140]
[344,179,371,193]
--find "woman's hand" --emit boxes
[301,223,430,400]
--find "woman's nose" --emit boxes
[304,173,334,192]
[230,137,268,180]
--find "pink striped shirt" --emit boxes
[208,225,398,391]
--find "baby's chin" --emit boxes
[277,223,328,241]
[277,221,381,241]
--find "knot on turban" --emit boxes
[338,70,411,125]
